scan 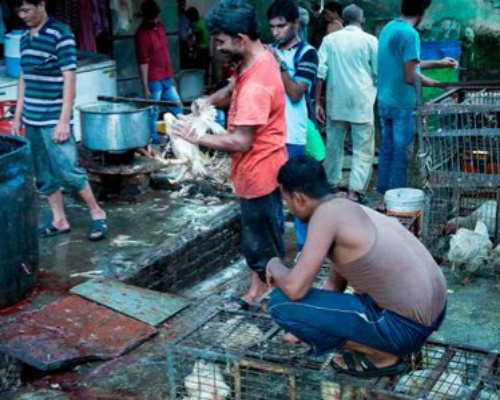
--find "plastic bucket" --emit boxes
[385,188,425,213]
[4,30,23,78]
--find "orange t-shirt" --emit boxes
[228,50,287,199]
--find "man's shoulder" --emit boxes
[46,18,74,37]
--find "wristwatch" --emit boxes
[279,60,288,73]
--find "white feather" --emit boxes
[183,360,230,400]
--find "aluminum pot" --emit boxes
[77,102,152,151]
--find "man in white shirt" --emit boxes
[315,4,377,203]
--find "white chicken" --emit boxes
[447,220,492,280]
[183,359,230,400]
[445,200,497,236]
[164,104,227,178]
[321,381,366,400]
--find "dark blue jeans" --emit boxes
[269,288,445,356]
[376,105,416,195]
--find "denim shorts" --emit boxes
[270,288,446,356]
[25,125,88,196]
[240,189,285,282]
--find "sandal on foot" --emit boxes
[330,351,407,378]
[223,297,251,311]
[38,223,71,238]
[88,218,108,241]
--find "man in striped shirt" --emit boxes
[12,0,108,241]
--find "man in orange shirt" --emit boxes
[174,0,287,310]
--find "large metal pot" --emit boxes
[77,102,151,151]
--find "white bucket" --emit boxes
[385,188,425,213]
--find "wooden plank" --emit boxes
[71,278,189,326]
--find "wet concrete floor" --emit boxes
[1,175,499,399]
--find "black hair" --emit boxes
[13,0,44,8]
[267,0,299,23]
[324,1,343,15]
[206,0,261,40]
[401,0,432,16]
[186,7,200,22]
[278,155,331,199]
[141,0,161,20]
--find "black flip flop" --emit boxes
[88,218,108,241]
[223,297,251,311]
[330,351,407,378]
[38,223,71,238]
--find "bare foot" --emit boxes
[281,332,301,345]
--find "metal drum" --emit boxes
[77,102,152,151]
[0,135,38,309]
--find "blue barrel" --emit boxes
[4,30,24,79]
[0,135,38,309]
[421,39,461,61]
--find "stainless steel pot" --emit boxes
[77,102,152,151]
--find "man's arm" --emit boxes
[421,57,458,70]
[205,79,234,109]
[314,78,326,125]
[138,64,151,99]
[53,70,75,143]
[12,75,25,135]
[280,72,308,103]
[267,204,338,300]
[197,125,254,153]
[404,60,440,88]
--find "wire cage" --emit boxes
[166,309,500,399]
[421,185,500,256]
[417,86,500,186]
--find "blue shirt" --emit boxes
[377,19,420,109]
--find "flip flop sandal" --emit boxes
[223,297,251,311]
[38,223,71,238]
[88,218,108,242]
[330,351,407,378]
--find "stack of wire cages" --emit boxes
[417,84,500,255]
[166,308,500,399]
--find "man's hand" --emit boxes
[266,263,277,288]
[144,87,152,100]
[191,97,210,114]
[315,104,326,126]
[171,115,198,144]
[265,45,282,65]
[53,121,71,143]
[11,118,22,136]
[266,257,283,287]
[439,57,459,69]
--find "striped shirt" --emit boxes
[20,17,77,126]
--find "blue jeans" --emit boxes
[376,105,416,195]
[285,144,308,251]
[269,288,445,356]
[148,78,183,143]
